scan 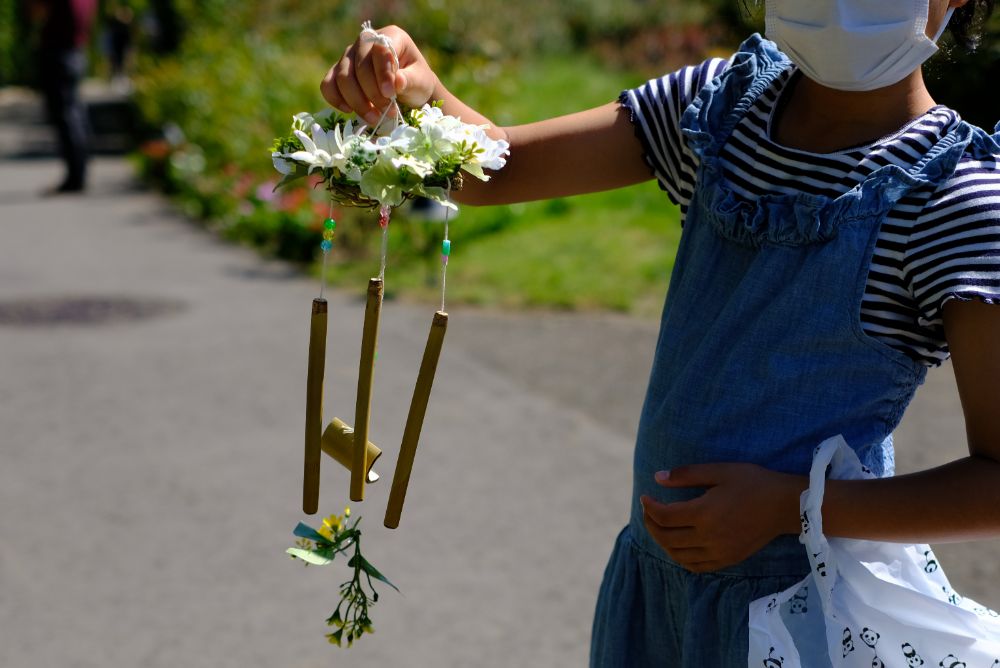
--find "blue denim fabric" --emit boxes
[591,34,979,667]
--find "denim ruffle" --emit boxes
[679,33,972,249]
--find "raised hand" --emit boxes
[320,25,439,126]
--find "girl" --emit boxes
[321,1,1000,665]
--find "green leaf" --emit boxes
[273,170,307,191]
[348,554,400,592]
[327,628,343,646]
[285,547,334,566]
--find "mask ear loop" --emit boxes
[931,7,956,43]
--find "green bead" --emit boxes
[442,239,451,256]
[323,229,335,241]
[324,218,336,230]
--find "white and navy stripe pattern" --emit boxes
[621,58,1000,367]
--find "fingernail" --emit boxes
[655,470,671,483]
[365,112,379,125]
[380,81,394,98]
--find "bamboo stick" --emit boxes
[303,298,327,515]
[384,311,448,529]
[351,278,383,501]
[321,417,382,483]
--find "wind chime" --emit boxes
[302,202,452,529]
[298,23,463,530]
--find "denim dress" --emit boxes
[590,35,995,667]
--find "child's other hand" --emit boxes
[321,25,439,127]
[640,463,805,573]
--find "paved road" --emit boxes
[1,88,998,667]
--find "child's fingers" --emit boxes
[656,463,744,488]
[356,45,395,113]
[320,56,352,114]
[332,56,379,125]
[370,43,399,99]
[640,494,698,529]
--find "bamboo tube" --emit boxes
[303,298,327,515]
[384,311,448,529]
[351,278,383,501]
[321,417,382,483]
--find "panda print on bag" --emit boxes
[937,655,964,668]
[843,628,856,658]
[923,550,939,573]
[859,627,883,666]
[801,511,810,535]
[813,552,828,577]
[789,587,808,614]
[901,643,925,666]
[942,587,963,606]
[762,646,784,668]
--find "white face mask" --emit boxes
[765,0,955,91]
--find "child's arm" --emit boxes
[641,299,1000,573]
[817,299,1000,541]
[320,25,652,205]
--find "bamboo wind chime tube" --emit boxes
[384,310,449,529]
[303,298,327,515]
[351,278,383,501]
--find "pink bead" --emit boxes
[441,254,449,265]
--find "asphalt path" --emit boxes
[1,88,998,667]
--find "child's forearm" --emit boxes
[774,454,1000,543]
[434,92,650,206]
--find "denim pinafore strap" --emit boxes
[591,35,977,668]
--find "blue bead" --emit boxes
[320,240,333,252]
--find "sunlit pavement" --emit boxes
[1,87,997,667]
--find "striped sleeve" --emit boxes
[906,156,1000,331]
[619,57,731,209]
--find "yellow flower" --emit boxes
[344,506,351,518]
[319,513,343,540]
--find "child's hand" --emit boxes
[640,463,805,573]
[320,25,439,127]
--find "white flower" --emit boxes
[274,105,510,204]
[291,111,315,133]
[390,154,434,179]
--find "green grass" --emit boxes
[323,53,683,317]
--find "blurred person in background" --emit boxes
[26,0,98,194]
[104,0,134,93]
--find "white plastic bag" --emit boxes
[749,435,1000,668]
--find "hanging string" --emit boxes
[361,21,403,138]
[319,200,336,300]
[440,180,452,313]
[378,204,391,282]
[360,23,401,286]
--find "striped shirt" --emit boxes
[621,57,1000,367]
